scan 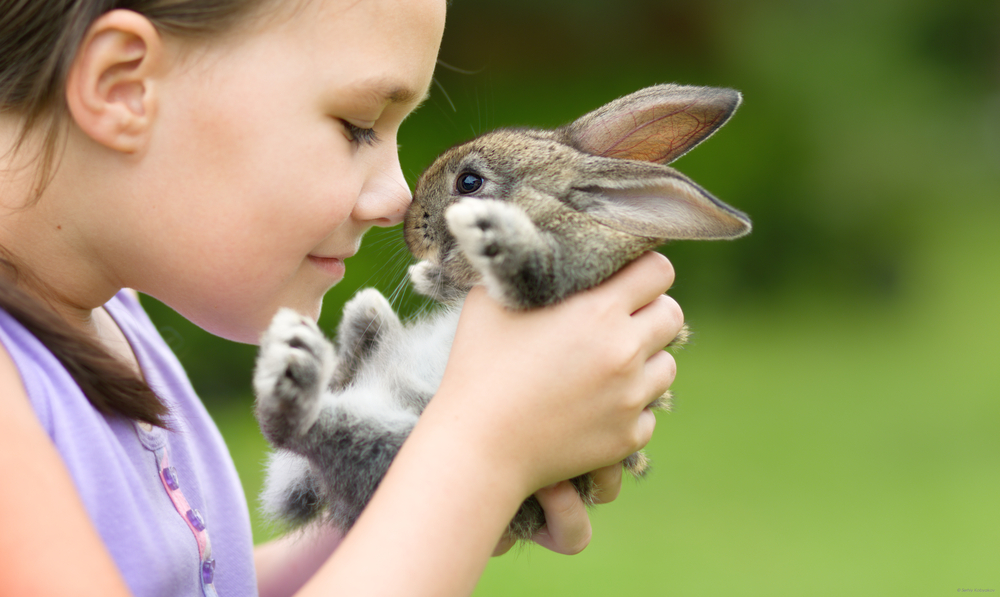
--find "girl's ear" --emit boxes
[565,84,742,165]
[571,159,751,240]
[65,10,164,153]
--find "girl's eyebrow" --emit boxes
[387,86,424,105]
[355,77,432,109]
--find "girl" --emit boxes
[0,1,683,595]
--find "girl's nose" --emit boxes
[353,149,411,227]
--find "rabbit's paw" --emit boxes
[254,308,336,447]
[446,199,537,265]
[622,450,651,477]
[408,261,440,298]
[669,323,691,350]
[446,199,554,307]
[338,289,400,359]
[648,389,674,412]
[409,261,467,303]
[331,289,403,390]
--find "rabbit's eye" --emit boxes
[456,172,484,194]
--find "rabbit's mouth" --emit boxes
[402,217,435,260]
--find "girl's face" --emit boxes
[120,0,445,342]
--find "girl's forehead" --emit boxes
[288,0,446,38]
[272,0,444,88]
[174,0,442,111]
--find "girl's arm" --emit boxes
[255,525,345,597]
[255,465,621,596]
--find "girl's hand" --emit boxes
[435,250,682,508]
[493,464,622,556]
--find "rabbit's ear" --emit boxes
[566,84,741,164]
[574,161,751,240]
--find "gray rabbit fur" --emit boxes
[253,84,751,542]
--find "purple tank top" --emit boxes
[0,291,258,596]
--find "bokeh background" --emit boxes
[142,0,1000,594]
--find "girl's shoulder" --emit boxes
[0,316,32,418]
[0,291,258,595]
[0,298,81,432]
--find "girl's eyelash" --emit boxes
[344,121,380,146]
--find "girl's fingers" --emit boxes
[643,349,677,409]
[599,251,676,313]
[496,463,633,557]
[631,292,685,354]
[530,481,593,555]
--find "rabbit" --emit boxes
[253,83,752,542]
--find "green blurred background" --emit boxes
[141,0,1000,594]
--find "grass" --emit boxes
[470,309,998,594]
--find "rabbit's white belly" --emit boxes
[353,305,461,415]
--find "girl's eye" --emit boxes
[456,172,484,194]
[344,121,379,146]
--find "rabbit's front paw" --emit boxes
[446,199,555,307]
[408,261,442,298]
[409,261,467,303]
[331,289,404,390]
[254,309,336,447]
[338,289,399,358]
[446,199,535,265]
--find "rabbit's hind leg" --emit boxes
[254,308,336,450]
[260,450,326,528]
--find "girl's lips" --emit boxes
[307,255,346,279]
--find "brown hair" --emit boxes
[0,0,275,427]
